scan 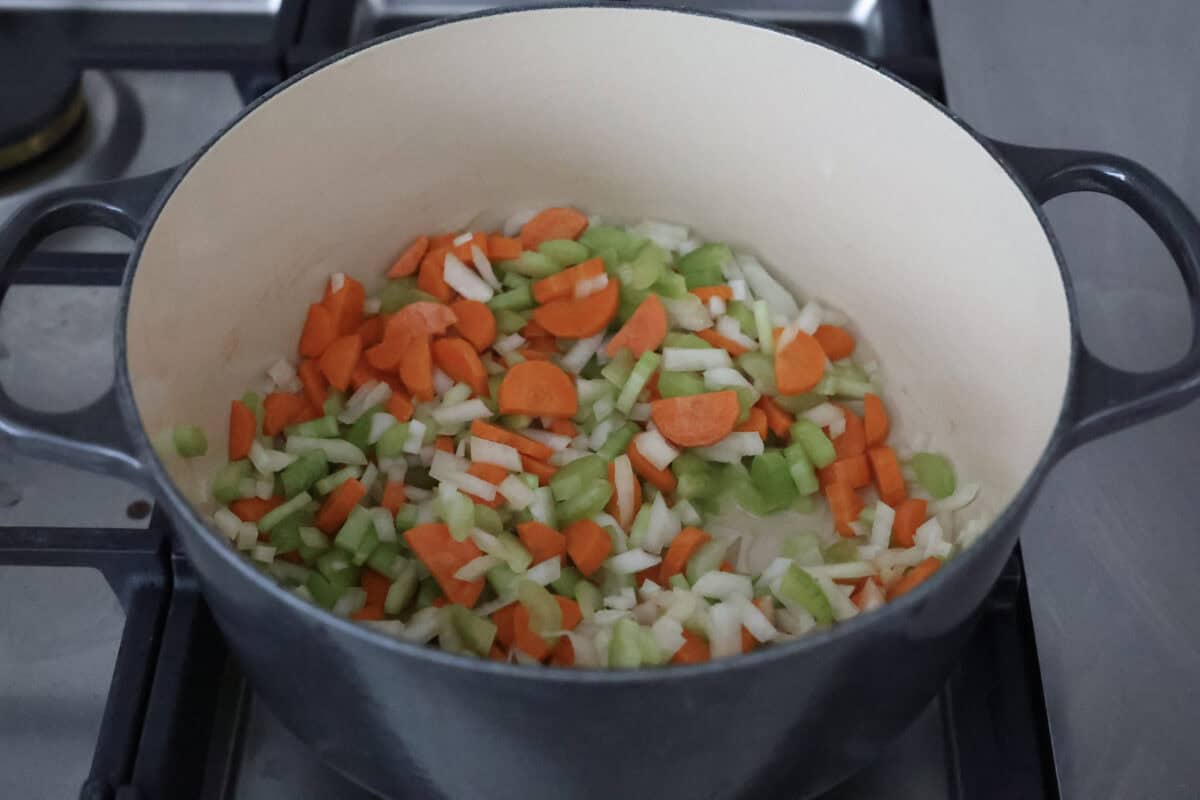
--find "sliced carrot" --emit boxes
[398,335,434,402]
[636,565,661,587]
[380,481,407,514]
[741,627,757,654]
[428,233,456,249]
[606,461,642,529]
[297,359,328,413]
[671,630,711,665]
[463,462,507,508]
[262,392,306,436]
[863,393,889,447]
[892,498,928,548]
[813,324,856,361]
[487,235,522,261]
[564,518,612,577]
[735,406,768,441]
[351,605,384,621]
[887,557,942,600]
[386,392,414,422]
[498,360,577,417]
[228,400,255,461]
[605,294,667,358]
[775,330,826,395]
[521,318,551,339]
[298,303,336,358]
[825,482,863,538]
[819,454,871,490]
[549,419,577,437]
[432,336,488,396]
[650,390,740,448]
[403,522,485,608]
[531,278,619,339]
[489,644,508,662]
[451,232,489,262]
[435,436,454,453]
[470,420,553,461]
[519,207,588,250]
[719,561,735,573]
[317,334,362,392]
[832,406,867,460]
[517,520,567,564]
[493,604,517,649]
[357,315,385,348]
[323,277,366,336]
[417,246,453,303]
[690,285,733,302]
[867,446,907,506]
[512,604,551,661]
[361,568,391,608]
[387,235,429,278]
[230,496,283,522]
[523,336,559,355]
[450,299,497,352]
[520,455,558,485]
[660,527,712,582]
[532,257,605,304]
[314,478,367,534]
[550,635,575,667]
[387,301,458,340]
[349,361,384,392]
[756,396,795,439]
[364,331,407,371]
[695,328,749,356]
[627,436,677,493]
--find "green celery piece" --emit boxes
[241,391,263,429]
[367,542,402,577]
[538,239,591,267]
[657,371,706,398]
[773,392,825,415]
[314,465,361,495]
[212,460,253,504]
[574,580,601,618]
[502,271,530,290]
[334,506,373,552]
[627,243,668,290]
[551,566,583,597]
[783,443,820,495]
[608,618,643,668]
[677,243,731,289]
[415,577,443,609]
[306,573,346,609]
[617,283,651,323]
[497,532,533,573]
[790,419,837,468]
[436,608,469,655]
[394,505,419,534]
[473,504,504,536]
[172,425,208,458]
[637,625,665,665]
[736,351,777,395]
[344,405,384,453]
[601,349,635,386]
[517,580,562,637]
[499,414,533,430]
[497,251,561,279]
[596,423,639,462]
[488,285,535,312]
[556,483,613,525]
[550,455,607,501]
[435,487,475,542]
[258,491,312,533]
[323,390,346,417]
[734,387,755,424]
[351,525,379,566]
[615,351,661,414]
[494,308,529,335]
[627,503,653,550]
[685,540,728,584]
[297,527,330,564]
[280,449,329,498]
[269,517,303,553]
[375,422,410,459]
[725,300,757,338]
[286,415,339,439]
[315,549,359,587]
[652,270,688,298]
[911,452,956,499]
[775,565,833,625]
[662,332,712,349]
[579,225,645,259]
[384,561,419,614]
[486,563,521,597]
[379,280,438,314]
[445,604,497,656]
[823,540,858,564]
[750,451,797,512]
[781,532,823,566]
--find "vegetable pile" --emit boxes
[188,207,984,668]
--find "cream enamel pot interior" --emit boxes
[4,7,1200,800]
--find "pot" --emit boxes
[3,7,1199,799]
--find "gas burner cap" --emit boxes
[0,47,86,172]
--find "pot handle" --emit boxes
[0,170,174,486]
[991,139,1200,454]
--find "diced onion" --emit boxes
[870,500,896,548]
[399,607,440,643]
[692,571,754,601]
[934,481,980,512]
[815,574,859,622]
[703,366,757,399]
[651,617,686,657]
[249,441,297,474]
[470,244,502,290]
[605,548,662,575]
[633,430,679,471]
[593,609,630,626]
[661,347,730,372]
[643,492,681,555]
[254,478,274,500]
[692,432,764,463]
[707,296,727,317]
[332,588,367,617]
[728,278,748,301]
[443,252,494,302]
[631,219,689,250]
[662,296,713,331]
[432,368,454,397]
[803,403,842,428]
[523,556,561,586]
[550,447,589,467]
[613,454,636,530]
[252,544,276,563]
[738,253,800,319]
[561,331,605,374]
[469,436,522,471]
[573,273,609,300]
[213,508,241,540]
[874,547,928,569]
[795,299,823,335]
[498,475,535,510]
[858,578,886,611]
[433,399,492,426]
[495,333,526,355]
[402,419,427,454]
[804,562,875,579]
[329,272,345,293]
[284,436,367,465]
[453,231,474,246]
[266,358,297,389]
[520,429,570,451]
[674,499,701,526]
[604,587,637,610]
[588,418,615,452]
[715,316,759,350]
[503,209,537,237]
[737,596,778,642]
[363,297,382,315]
[339,380,392,424]
[708,602,742,658]
[367,413,397,445]
[455,554,500,581]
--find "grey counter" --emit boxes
[929,2,1200,797]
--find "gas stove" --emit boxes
[0,3,1057,798]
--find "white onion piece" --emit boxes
[703,367,758,401]
[737,596,779,643]
[775,606,816,636]
[804,562,876,580]
[662,296,713,331]
[673,499,701,527]
[471,244,502,290]
[524,556,561,586]
[452,231,474,246]
[498,475,535,510]
[715,316,759,350]
[802,403,842,428]
[573,273,609,300]
[402,419,427,454]
[494,333,526,355]
[367,413,397,445]
[589,418,615,452]
[442,252,494,302]
[663,590,699,622]
[632,601,659,626]
[520,429,571,451]
[469,528,501,554]
[707,602,743,658]
[339,380,391,424]
[371,507,396,543]
[432,399,492,426]
[875,547,928,570]
[651,617,686,657]
[631,219,689,250]
[332,587,367,617]
[266,358,297,389]
[399,607,441,643]
[561,331,605,374]
[934,481,980,512]
[593,609,630,626]
[473,594,517,617]
[249,441,297,474]
[212,508,241,540]
[605,548,662,575]
[329,272,345,293]
[692,572,754,601]
[815,574,859,622]
[795,299,823,335]
[737,253,800,319]
[691,432,764,463]
[550,447,589,467]
[643,492,681,555]
[613,454,636,530]
[661,347,730,372]
[728,278,748,301]
[503,209,537,237]
[469,436,522,471]
[455,554,500,581]
[707,296,727,317]
[564,631,602,668]
[858,578,886,611]
[633,430,679,471]
[603,586,637,610]
[870,500,896,548]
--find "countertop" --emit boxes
[929,2,1200,797]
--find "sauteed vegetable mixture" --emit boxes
[180,207,985,667]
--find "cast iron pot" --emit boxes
[3,7,1200,799]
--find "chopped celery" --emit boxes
[725,300,757,337]
[488,285,535,312]
[280,449,329,498]
[394,504,419,533]
[736,351,777,395]
[627,243,668,290]
[599,567,634,597]
[592,246,621,272]
[538,239,591,267]
[374,422,410,459]
[753,300,774,356]
[668,574,690,591]
[384,561,419,614]
[551,565,583,597]
[367,542,403,577]
[258,491,312,533]
[486,563,521,596]
[446,604,497,656]
[286,415,339,439]
[575,580,601,618]
[783,443,820,495]
[557,482,613,525]
[435,485,475,542]
[609,618,643,668]
[773,392,825,415]
[734,387,755,424]
[775,565,833,625]
[790,419,837,468]
[344,405,384,452]
[858,506,876,525]
[601,349,635,386]
[436,608,468,654]
[306,572,346,609]
[323,390,346,417]
[637,625,665,665]
[550,455,606,501]
[781,532,823,565]
[823,540,858,564]
[334,505,373,553]
[351,525,379,566]
[499,414,533,430]
[678,243,732,289]
[172,425,208,458]
[517,579,562,637]
[652,270,688,298]
[497,251,561,279]
[685,540,728,584]
[494,308,528,335]
[314,465,361,495]
[618,283,651,323]
[657,371,707,398]
[596,422,638,462]
[297,527,330,563]
[496,531,533,573]
[315,549,359,587]
[662,332,712,349]
[627,503,653,549]
[719,462,775,517]
[379,280,438,313]
[911,452,956,499]
[529,486,558,527]
[616,351,661,414]
[241,391,263,428]
[473,504,504,536]
[750,451,797,512]
[269,517,302,553]
[212,460,253,504]
[415,577,443,609]
[579,225,645,259]
[502,271,530,290]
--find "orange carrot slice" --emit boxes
[398,335,434,402]
[689,285,733,302]
[470,420,553,461]
[387,235,429,278]
[832,406,866,460]
[230,496,283,522]
[387,392,414,422]
[650,390,740,448]
[519,207,588,250]
[660,527,712,582]
[775,330,826,395]
[627,436,677,493]
[323,277,365,336]
[867,446,907,506]
[756,396,794,439]
[317,334,362,392]
[671,630,711,665]
[863,393,889,447]
[695,328,749,356]
[431,336,487,396]
[605,294,667,358]
[532,257,605,304]
[380,481,407,514]
[606,461,642,529]
[298,303,336,358]
[262,392,306,436]
[520,455,558,485]
[387,301,458,340]
[228,400,255,461]
[403,522,485,608]
[516,521,567,564]
[813,324,856,361]
[887,557,941,600]
[734,406,768,441]
[487,235,522,261]
[315,478,367,534]
[417,247,453,303]
[825,482,863,538]
[891,498,928,548]
[498,361,577,418]
[450,299,497,352]
[564,518,612,576]
[530,278,619,339]
[297,359,327,412]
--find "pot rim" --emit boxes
[115,3,1079,683]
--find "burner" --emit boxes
[0,44,86,172]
